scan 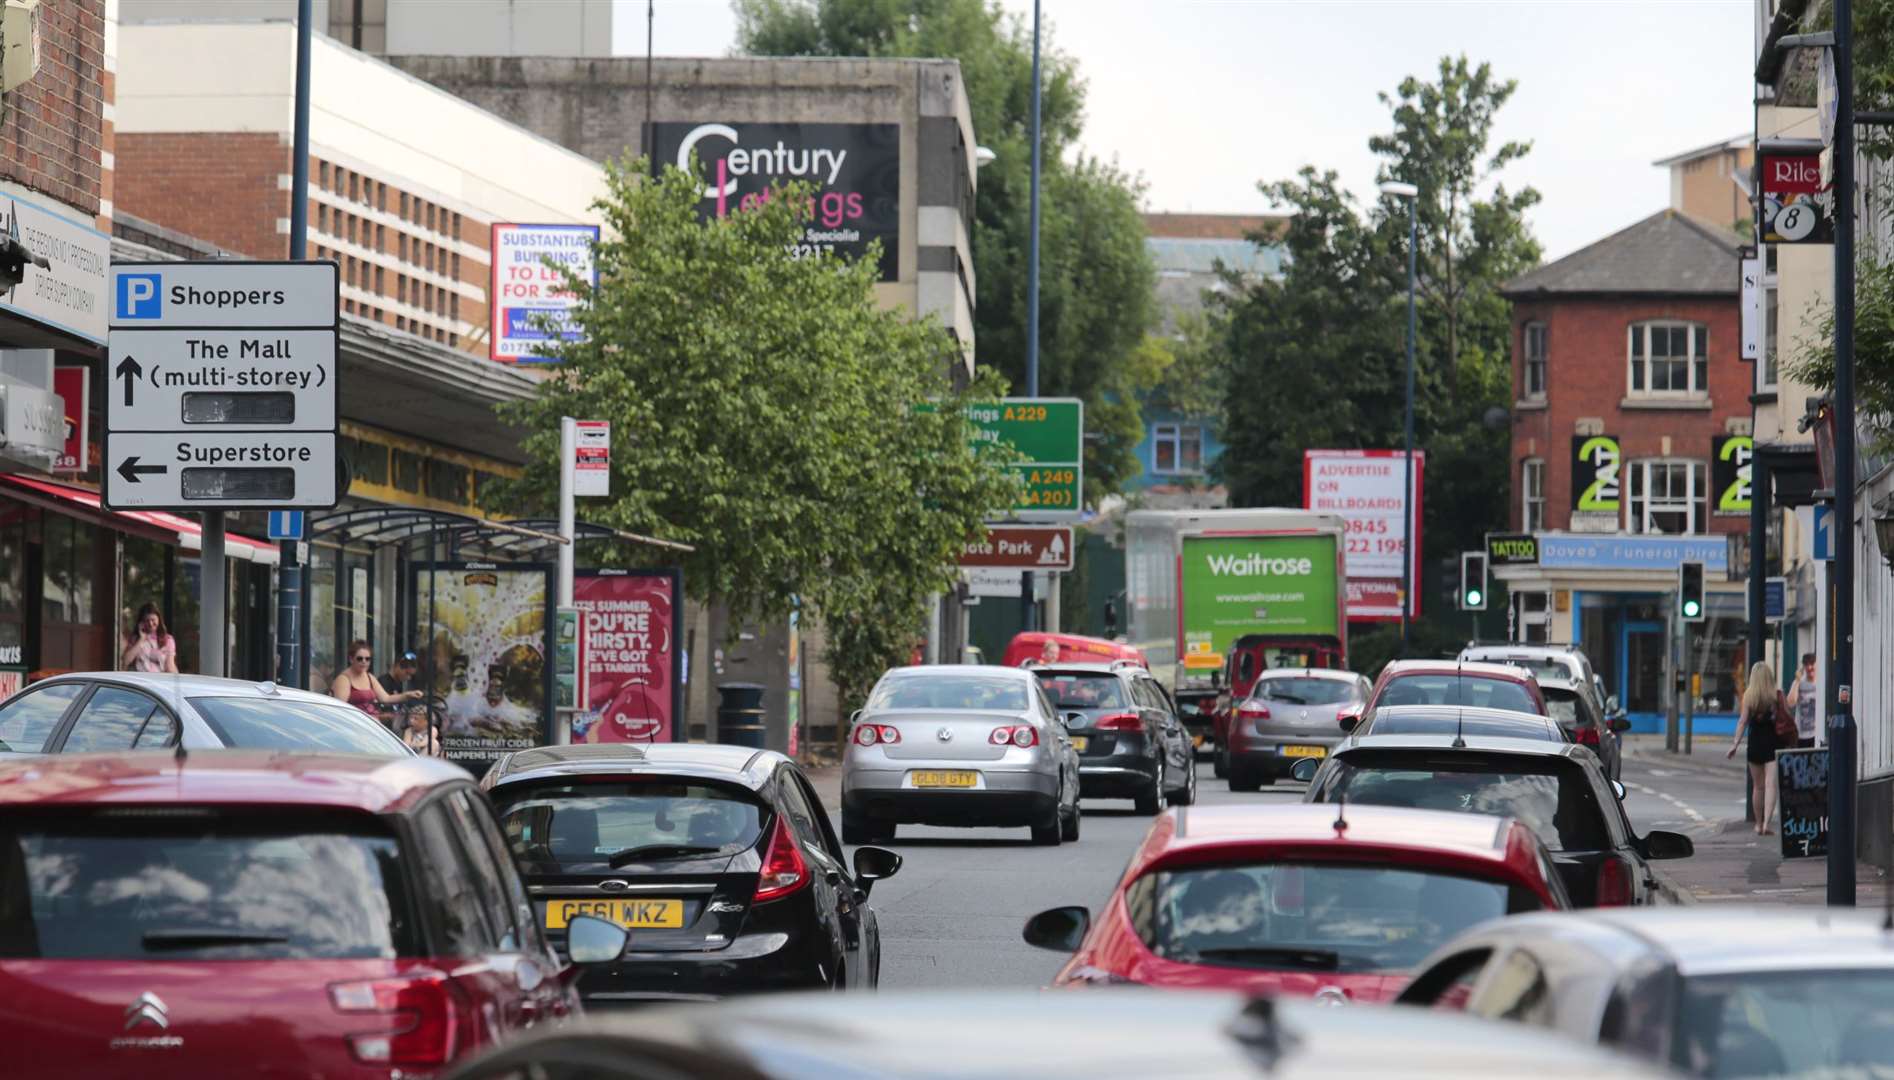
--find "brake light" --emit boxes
[852,723,901,746]
[1094,713,1142,731]
[1574,726,1601,747]
[1596,854,1634,907]
[754,815,810,904]
[329,968,470,1067]
[1236,704,1271,721]
[988,724,1041,746]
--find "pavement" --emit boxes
[1617,734,1891,907]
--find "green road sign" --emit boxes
[964,398,1083,519]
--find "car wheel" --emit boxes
[1060,799,1081,841]
[842,807,874,846]
[1229,762,1260,793]
[1168,755,1197,806]
[1135,761,1163,815]
[1031,789,1064,845]
[1212,741,1229,779]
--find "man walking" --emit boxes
[1785,651,1819,749]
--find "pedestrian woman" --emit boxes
[121,603,179,674]
[331,639,422,719]
[1728,660,1783,835]
[400,703,441,757]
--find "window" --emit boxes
[60,687,167,752]
[1153,423,1205,475]
[1627,321,1708,396]
[1761,245,1780,391]
[1626,459,1708,534]
[444,791,521,951]
[186,696,409,754]
[1523,322,1546,398]
[1521,458,1544,531]
[414,801,500,954]
[0,683,83,753]
[318,160,330,189]
[776,769,831,859]
[1469,948,1554,1026]
[1313,752,1609,853]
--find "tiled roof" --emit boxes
[1502,210,1741,298]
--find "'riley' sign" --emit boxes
[650,122,902,281]
[1759,150,1834,245]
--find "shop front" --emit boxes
[1490,532,1754,735]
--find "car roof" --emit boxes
[472,989,1669,1078]
[485,742,784,791]
[1470,907,1894,977]
[1381,659,1534,681]
[1031,663,1132,676]
[1256,667,1359,681]
[0,750,468,813]
[1462,643,1583,658]
[1336,733,1583,760]
[880,664,1032,681]
[1164,803,1517,860]
[1368,705,1559,729]
[22,671,347,708]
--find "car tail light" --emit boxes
[1596,855,1634,907]
[988,725,1041,747]
[329,968,470,1067]
[1094,713,1142,731]
[1574,726,1601,747]
[753,815,809,905]
[1236,703,1271,721]
[989,726,1012,745]
[852,723,901,746]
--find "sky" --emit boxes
[612,0,1756,261]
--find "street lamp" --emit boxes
[1381,179,1419,655]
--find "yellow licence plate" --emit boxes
[1192,734,1206,749]
[1069,736,1089,752]
[913,770,978,788]
[1280,745,1327,759]
[544,898,684,930]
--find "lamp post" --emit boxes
[1381,180,1419,655]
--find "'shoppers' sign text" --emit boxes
[1180,534,1340,659]
[1302,449,1422,621]
[650,122,901,282]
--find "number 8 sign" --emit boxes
[1760,150,1834,245]
[1772,200,1818,242]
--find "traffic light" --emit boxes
[1460,551,1488,611]
[1678,561,1705,622]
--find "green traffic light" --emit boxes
[1682,599,1701,617]
[1466,590,1483,606]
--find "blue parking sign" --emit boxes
[116,273,163,320]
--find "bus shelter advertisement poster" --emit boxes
[648,122,901,281]
[414,563,553,766]
[572,569,682,744]
[1179,535,1341,659]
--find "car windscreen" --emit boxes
[1376,675,1539,714]
[494,780,766,872]
[1541,689,1581,727]
[1677,970,1894,1078]
[187,696,411,754]
[867,675,1028,711]
[1367,712,1559,742]
[1128,862,1540,975]
[0,809,418,959]
[1315,751,1609,852]
[1035,674,1128,709]
[1467,656,1572,684]
[1255,678,1357,706]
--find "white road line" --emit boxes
[1626,780,1706,822]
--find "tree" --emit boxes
[1215,57,1540,653]
[492,160,1017,707]
[733,0,1161,502]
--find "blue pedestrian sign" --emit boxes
[267,510,305,540]
[1814,504,1834,561]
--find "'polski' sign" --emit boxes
[490,223,599,363]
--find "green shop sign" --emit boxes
[1179,534,1340,658]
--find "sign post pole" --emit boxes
[202,512,225,677]
[556,416,577,744]
[278,0,315,691]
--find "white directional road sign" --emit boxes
[106,261,338,511]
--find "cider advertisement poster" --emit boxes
[414,563,552,767]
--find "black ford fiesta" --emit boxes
[481,743,901,1006]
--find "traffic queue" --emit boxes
[0,613,1872,1080]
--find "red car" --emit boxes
[1352,659,1548,732]
[0,751,589,1077]
[1021,803,1571,1003]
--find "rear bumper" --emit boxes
[844,767,1058,826]
[1078,760,1156,797]
[574,929,829,1003]
[1227,734,1335,778]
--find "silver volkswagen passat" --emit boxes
[840,665,1080,846]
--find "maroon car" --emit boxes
[0,751,585,1077]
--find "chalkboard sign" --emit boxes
[1777,747,1829,859]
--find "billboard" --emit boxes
[1570,435,1622,533]
[649,122,902,281]
[1179,534,1341,659]
[1759,149,1834,245]
[1302,449,1423,620]
[414,562,553,767]
[53,364,88,473]
[571,569,683,745]
[490,223,599,363]
[1713,435,1754,516]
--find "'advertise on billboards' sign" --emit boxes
[1302,449,1423,621]
[649,122,901,282]
[491,224,600,363]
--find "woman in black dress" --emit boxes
[1727,661,1780,834]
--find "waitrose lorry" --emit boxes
[1124,508,1349,750]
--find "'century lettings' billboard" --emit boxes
[650,122,901,281]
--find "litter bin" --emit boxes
[716,682,768,748]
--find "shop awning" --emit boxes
[0,474,280,565]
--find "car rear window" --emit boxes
[1035,674,1128,709]
[493,781,766,872]
[1255,678,1357,706]
[1366,712,1560,742]
[1125,862,1540,975]
[1677,969,1894,1077]
[1314,751,1610,852]
[0,810,418,959]
[187,696,411,754]
[867,675,1027,711]
[1541,690,1580,727]
[1377,675,1539,714]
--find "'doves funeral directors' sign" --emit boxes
[106,262,339,510]
[650,122,901,281]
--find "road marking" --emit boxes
[1625,779,1706,822]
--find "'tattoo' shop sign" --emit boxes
[1302,449,1425,621]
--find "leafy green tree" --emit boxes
[734,0,1160,501]
[1215,57,1539,652]
[493,160,1017,707]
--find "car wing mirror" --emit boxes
[1290,758,1322,784]
[565,914,629,964]
[1643,830,1694,860]
[1064,711,1084,728]
[1022,905,1091,953]
[1608,716,1632,733]
[1611,780,1627,801]
[853,845,903,892]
